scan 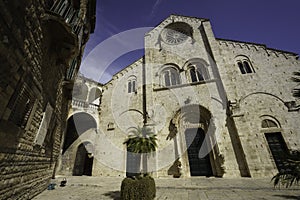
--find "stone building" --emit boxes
[57,74,102,176]
[0,0,96,199]
[62,15,299,179]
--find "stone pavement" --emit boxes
[33,176,300,200]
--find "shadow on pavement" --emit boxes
[273,195,300,199]
[103,191,121,200]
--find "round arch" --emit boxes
[159,63,181,87]
[168,104,223,177]
[260,115,281,129]
[172,104,212,130]
[63,112,97,153]
[182,58,209,70]
[239,92,286,106]
[73,141,94,176]
[88,87,101,103]
[183,58,210,82]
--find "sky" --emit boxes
[80,0,300,83]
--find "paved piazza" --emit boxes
[33,176,300,200]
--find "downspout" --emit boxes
[142,56,147,125]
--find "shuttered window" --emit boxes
[8,82,36,128]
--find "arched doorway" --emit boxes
[185,128,213,176]
[73,142,94,176]
[171,105,220,177]
[58,112,97,175]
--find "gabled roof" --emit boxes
[103,57,144,86]
[145,14,209,35]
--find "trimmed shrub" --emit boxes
[120,176,156,200]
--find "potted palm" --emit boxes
[121,126,157,200]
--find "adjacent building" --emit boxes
[0,0,96,199]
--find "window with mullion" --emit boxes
[128,79,136,93]
[162,69,180,87]
[236,56,255,74]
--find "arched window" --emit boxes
[235,56,255,74]
[261,119,278,128]
[128,77,136,93]
[187,62,209,83]
[161,67,180,87]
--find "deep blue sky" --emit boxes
[80,0,300,83]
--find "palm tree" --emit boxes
[272,72,300,188]
[291,71,300,98]
[124,126,157,175]
[272,150,300,188]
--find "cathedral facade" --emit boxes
[61,15,300,178]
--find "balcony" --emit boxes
[49,0,84,35]
[41,0,86,65]
[72,99,99,111]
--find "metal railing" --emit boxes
[50,0,84,35]
[65,58,77,80]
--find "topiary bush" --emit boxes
[120,175,156,200]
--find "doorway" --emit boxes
[73,143,93,176]
[265,132,288,171]
[185,128,213,176]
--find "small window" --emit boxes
[235,56,255,74]
[244,61,252,73]
[262,119,278,128]
[128,78,136,93]
[8,82,36,128]
[128,81,132,93]
[238,62,246,74]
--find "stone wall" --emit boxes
[57,75,102,176]
[214,38,300,177]
[0,0,96,199]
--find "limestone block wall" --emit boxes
[214,38,300,177]
[0,2,61,199]
[0,0,95,199]
[57,76,102,176]
[94,59,144,176]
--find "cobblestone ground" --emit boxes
[33,176,300,200]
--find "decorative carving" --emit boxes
[167,120,178,140]
[160,22,192,45]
